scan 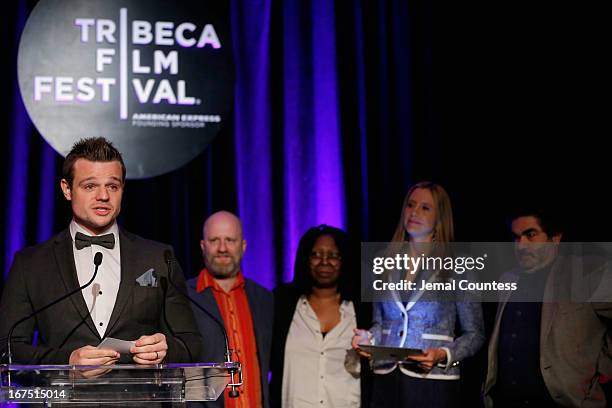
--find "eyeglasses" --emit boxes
[310,251,342,264]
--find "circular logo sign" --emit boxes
[18,0,233,178]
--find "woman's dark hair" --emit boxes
[290,224,356,301]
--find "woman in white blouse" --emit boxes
[270,225,371,408]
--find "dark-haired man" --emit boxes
[484,208,612,407]
[0,137,201,366]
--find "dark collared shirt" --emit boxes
[494,264,556,407]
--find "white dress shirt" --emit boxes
[70,220,121,338]
[282,296,360,408]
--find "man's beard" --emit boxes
[516,245,557,273]
[206,257,240,279]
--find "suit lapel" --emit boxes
[105,229,138,335]
[541,259,562,348]
[244,281,268,393]
[485,273,517,395]
[399,269,438,311]
[53,229,100,339]
[199,288,224,323]
[245,281,263,353]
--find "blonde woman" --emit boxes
[353,182,484,408]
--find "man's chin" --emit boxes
[520,261,549,273]
[78,218,116,235]
[208,267,239,280]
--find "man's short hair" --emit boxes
[62,137,126,186]
[507,204,563,238]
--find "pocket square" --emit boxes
[136,268,158,287]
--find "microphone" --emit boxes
[156,267,194,363]
[162,250,241,398]
[6,252,104,368]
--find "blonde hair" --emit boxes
[391,181,454,243]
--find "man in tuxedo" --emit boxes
[484,206,612,408]
[187,211,273,408]
[0,137,201,366]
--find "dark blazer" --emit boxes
[186,275,274,408]
[270,283,373,408]
[484,255,612,408]
[0,228,201,364]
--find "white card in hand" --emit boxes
[97,337,135,354]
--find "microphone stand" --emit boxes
[5,252,103,386]
[163,251,242,398]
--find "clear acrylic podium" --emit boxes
[0,362,240,405]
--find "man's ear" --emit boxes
[242,239,247,254]
[60,179,72,201]
[552,233,562,243]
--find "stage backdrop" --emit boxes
[1,1,607,288]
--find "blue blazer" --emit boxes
[186,276,274,408]
[371,271,485,379]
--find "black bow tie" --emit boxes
[74,232,115,250]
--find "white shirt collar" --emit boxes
[298,295,356,318]
[69,219,119,240]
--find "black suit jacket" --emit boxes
[0,228,201,364]
[186,275,274,408]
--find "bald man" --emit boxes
[187,211,273,408]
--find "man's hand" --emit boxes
[351,329,372,358]
[69,345,119,366]
[406,348,447,372]
[69,345,119,379]
[130,333,167,365]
